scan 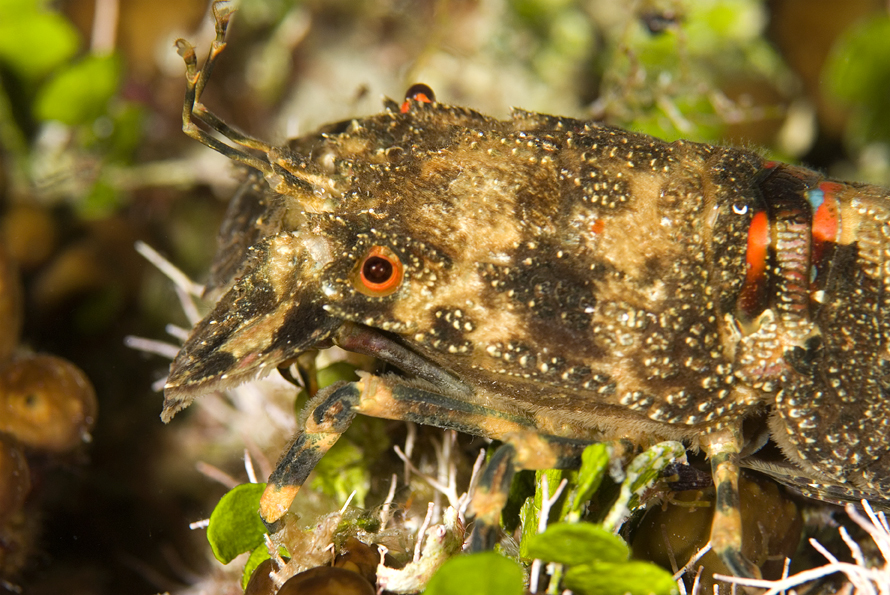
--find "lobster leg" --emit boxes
[260,374,589,533]
[260,382,360,527]
[702,429,761,579]
[469,443,518,551]
[468,433,601,550]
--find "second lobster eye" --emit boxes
[355,246,403,296]
[400,83,435,113]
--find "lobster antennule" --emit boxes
[177,3,336,210]
[176,1,278,176]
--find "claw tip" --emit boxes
[260,483,301,526]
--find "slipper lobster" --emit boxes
[163,1,890,579]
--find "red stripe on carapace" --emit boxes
[737,210,770,318]
[745,211,769,283]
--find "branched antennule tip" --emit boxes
[212,1,236,30]
[175,39,195,61]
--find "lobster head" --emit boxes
[162,93,528,419]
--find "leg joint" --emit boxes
[309,381,360,433]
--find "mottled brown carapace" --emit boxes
[164,1,890,580]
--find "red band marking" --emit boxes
[737,210,770,317]
[745,211,769,283]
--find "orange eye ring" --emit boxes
[355,246,404,296]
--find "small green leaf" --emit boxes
[241,544,271,590]
[571,443,610,515]
[526,522,628,566]
[518,466,580,559]
[241,544,290,590]
[518,494,538,560]
[624,442,685,498]
[424,552,524,595]
[0,10,79,80]
[207,483,268,564]
[3,0,41,11]
[34,54,120,125]
[539,468,573,521]
[564,561,678,595]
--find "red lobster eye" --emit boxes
[400,83,435,113]
[355,246,404,296]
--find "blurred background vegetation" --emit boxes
[1,0,890,592]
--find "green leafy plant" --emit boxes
[0,0,79,82]
[824,16,890,147]
[0,0,139,220]
[424,552,525,595]
[207,482,269,564]
[34,54,120,126]
[205,482,280,589]
[513,442,685,594]
[528,523,677,595]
